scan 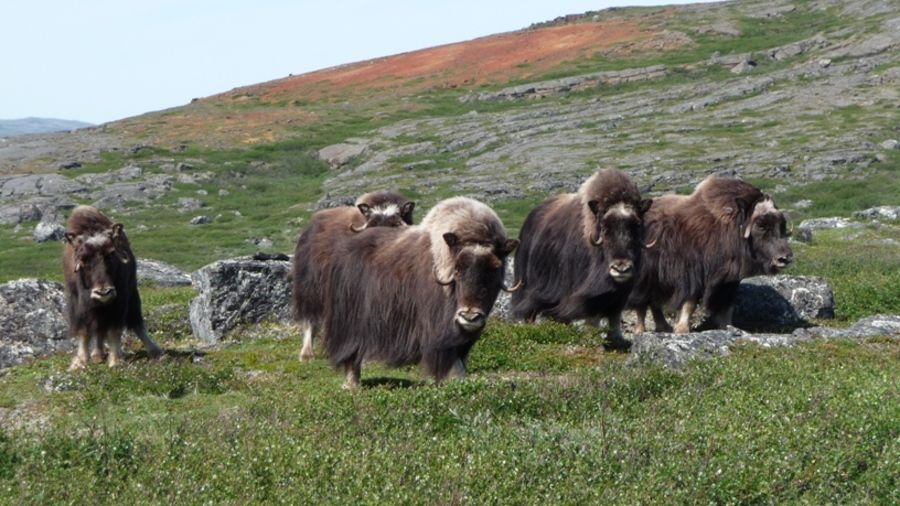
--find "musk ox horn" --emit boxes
[501,279,523,292]
[434,268,455,286]
[591,230,604,246]
[644,237,658,249]
[349,222,368,233]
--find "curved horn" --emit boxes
[643,237,658,249]
[501,279,523,292]
[349,222,367,233]
[590,231,603,246]
[434,268,455,286]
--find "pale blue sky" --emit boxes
[1,0,709,124]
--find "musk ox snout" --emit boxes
[90,286,117,304]
[772,252,794,271]
[456,308,486,331]
[608,259,634,283]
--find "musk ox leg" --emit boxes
[342,361,361,391]
[712,305,735,329]
[446,358,468,380]
[634,306,647,334]
[674,300,696,334]
[132,322,163,358]
[90,334,106,364]
[650,305,673,333]
[604,312,631,351]
[298,320,315,362]
[107,330,125,368]
[69,330,91,371]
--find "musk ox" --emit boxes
[321,197,518,389]
[628,176,793,334]
[510,168,652,349]
[62,206,162,369]
[292,190,414,361]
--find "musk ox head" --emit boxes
[64,224,130,305]
[743,197,793,274]
[435,233,519,332]
[586,199,653,283]
[350,191,415,232]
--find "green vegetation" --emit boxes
[0,321,896,504]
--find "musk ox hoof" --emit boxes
[108,355,124,368]
[674,323,691,334]
[69,357,88,371]
[298,348,315,362]
[341,380,360,391]
[604,333,632,352]
[90,350,106,364]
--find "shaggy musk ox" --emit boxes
[627,176,793,334]
[62,206,162,369]
[321,197,518,389]
[292,190,414,361]
[510,169,652,349]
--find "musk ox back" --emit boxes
[510,168,650,349]
[322,197,518,389]
[292,190,414,361]
[63,206,161,369]
[628,176,793,333]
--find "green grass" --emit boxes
[0,321,896,504]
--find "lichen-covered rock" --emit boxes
[32,221,66,242]
[797,217,862,231]
[732,275,834,331]
[854,206,900,221]
[0,279,70,369]
[189,256,292,343]
[628,314,899,369]
[136,258,192,287]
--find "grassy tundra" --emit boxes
[1,0,899,502]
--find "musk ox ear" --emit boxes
[401,201,415,223]
[442,232,460,249]
[587,200,602,216]
[357,203,372,218]
[111,223,125,237]
[639,198,653,215]
[499,238,519,257]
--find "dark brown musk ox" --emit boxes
[627,175,793,334]
[62,206,162,369]
[291,190,415,361]
[510,168,652,349]
[321,196,519,389]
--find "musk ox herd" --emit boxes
[61,170,792,388]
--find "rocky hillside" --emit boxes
[0,0,898,278]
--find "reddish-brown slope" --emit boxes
[114,18,671,147]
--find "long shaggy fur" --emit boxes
[322,197,513,382]
[291,190,413,325]
[511,169,648,323]
[627,175,790,321]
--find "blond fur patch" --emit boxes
[420,197,506,281]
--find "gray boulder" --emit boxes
[0,279,70,369]
[32,221,66,242]
[731,275,834,332]
[136,258,192,287]
[854,206,900,221]
[318,141,368,169]
[189,255,292,343]
[628,314,900,369]
[798,216,862,231]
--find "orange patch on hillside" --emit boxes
[237,20,646,100]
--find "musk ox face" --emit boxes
[744,200,793,274]
[351,201,415,231]
[587,200,652,284]
[65,224,129,306]
[440,233,519,332]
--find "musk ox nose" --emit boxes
[608,260,634,282]
[90,286,117,302]
[774,254,793,268]
[456,309,486,331]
